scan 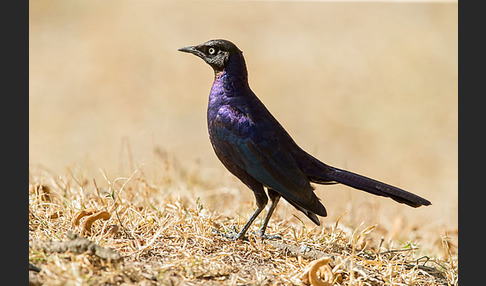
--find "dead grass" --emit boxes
[29,2,457,284]
[29,159,457,286]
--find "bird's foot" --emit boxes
[211,226,282,241]
[252,230,282,240]
[212,226,247,241]
[259,233,282,240]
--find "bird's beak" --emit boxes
[178,45,196,53]
[178,45,204,58]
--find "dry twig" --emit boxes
[30,232,122,262]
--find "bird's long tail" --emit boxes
[301,155,431,207]
[326,167,431,207]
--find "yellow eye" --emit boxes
[208,47,216,55]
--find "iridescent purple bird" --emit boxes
[178,39,431,240]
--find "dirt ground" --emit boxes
[29,162,457,285]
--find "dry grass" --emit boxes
[29,2,457,285]
[29,158,457,286]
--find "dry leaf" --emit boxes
[81,211,111,235]
[300,256,334,286]
[71,209,97,228]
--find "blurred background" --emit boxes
[30,1,457,234]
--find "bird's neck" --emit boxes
[211,53,250,98]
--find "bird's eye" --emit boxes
[208,47,216,55]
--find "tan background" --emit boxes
[30,1,457,232]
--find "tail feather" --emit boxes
[325,167,431,207]
[283,197,325,225]
[299,153,431,208]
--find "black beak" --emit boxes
[178,45,206,59]
[178,45,197,53]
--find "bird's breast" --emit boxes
[209,104,254,138]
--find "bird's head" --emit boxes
[178,39,243,74]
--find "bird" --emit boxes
[178,39,431,240]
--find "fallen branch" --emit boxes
[30,232,122,262]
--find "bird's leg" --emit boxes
[255,189,282,240]
[216,189,268,241]
[227,204,265,241]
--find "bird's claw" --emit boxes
[252,231,282,240]
[211,226,282,241]
[212,226,247,241]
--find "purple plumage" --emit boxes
[178,39,431,240]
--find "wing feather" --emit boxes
[210,106,326,216]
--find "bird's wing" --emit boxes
[210,105,326,216]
